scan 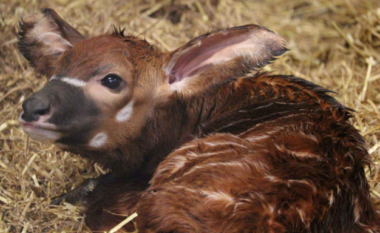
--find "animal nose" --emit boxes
[21,97,50,122]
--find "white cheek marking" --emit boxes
[89,132,107,148]
[49,75,86,87]
[116,100,134,122]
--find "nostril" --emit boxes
[35,108,49,116]
[22,97,51,122]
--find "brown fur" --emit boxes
[83,73,380,232]
[18,9,380,233]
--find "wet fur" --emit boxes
[84,73,380,232]
[17,9,380,232]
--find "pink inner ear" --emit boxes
[171,34,249,83]
[37,32,73,54]
[165,27,286,84]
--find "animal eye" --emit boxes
[102,74,122,90]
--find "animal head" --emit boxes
[18,9,287,173]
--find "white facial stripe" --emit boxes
[61,77,87,87]
[116,100,134,122]
[50,75,58,81]
[49,75,86,87]
[89,132,108,148]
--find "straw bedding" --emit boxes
[1,0,380,232]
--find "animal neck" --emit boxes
[184,72,341,136]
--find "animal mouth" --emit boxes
[19,112,62,142]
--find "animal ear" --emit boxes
[163,24,287,95]
[18,8,85,78]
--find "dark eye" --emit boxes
[101,74,122,90]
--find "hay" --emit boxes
[1,0,380,232]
